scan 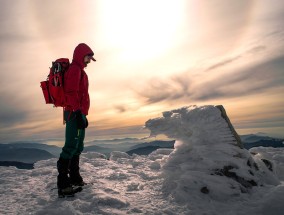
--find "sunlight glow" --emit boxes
[97,0,186,61]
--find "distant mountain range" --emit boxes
[0,142,61,156]
[126,136,284,156]
[85,138,145,152]
[240,134,277,143]
[127,145,173,156]
[0,134,283,169]
[0,145,55,163]
[240,134,284,149]
[126,140,175,155]
[84,145,113,157]
[129,140,175,150]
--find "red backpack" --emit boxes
[40,58,70,107]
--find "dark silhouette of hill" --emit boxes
[243,139,284,149]
[0,147,55,163]
[85,139,143,152]
[0,161,34,169]
[0,142,61,156]
[240,134,284,149]
[127,146,162,155]
[129,140,175,150]
[240,134,276,143]
[126,140,175,155]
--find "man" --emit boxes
[57,43,96,197]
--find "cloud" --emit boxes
[0,94,29,128]
[136,76,193,104]
[114,105,127,113]
[136,55,284,104]
[0,1,44,68]
[28,0,93,47]
[246,46,266,54]
[205,46,266,72]
[0,33,34,44]
[238,117,284,129]
[206,56,241,71]
[195,55,284,101]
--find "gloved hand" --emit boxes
[85,116,88,128]
[75,110,86,129]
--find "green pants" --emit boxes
[60,111,86,159]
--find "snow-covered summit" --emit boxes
[145,105,280,202]
[1,105,284,215]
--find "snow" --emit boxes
[1,105,284,215]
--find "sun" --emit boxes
[97,0,186,62]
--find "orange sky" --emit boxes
[0,0,283,143]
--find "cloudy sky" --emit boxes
[0,0,283,143]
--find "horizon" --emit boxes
[0,0,283,143]
[1,131,283,148]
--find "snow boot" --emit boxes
[57,157,76,197]
[69,155,86,186]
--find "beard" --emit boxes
[84,61,90,67]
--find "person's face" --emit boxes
[84,55,92,65]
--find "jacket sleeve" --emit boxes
[64,65,81,111]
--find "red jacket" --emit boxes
[64,43,94,115]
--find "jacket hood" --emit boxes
[72,43,94,69]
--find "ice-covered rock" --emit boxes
[145,105,280,202]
